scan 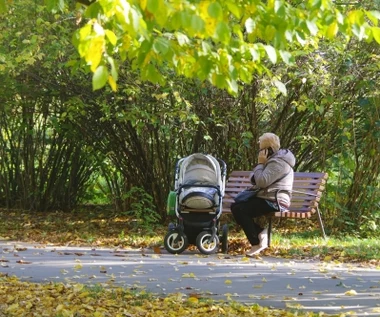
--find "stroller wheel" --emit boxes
[164,230,188,254]
[196,231,220,255]
[220,224,229,254]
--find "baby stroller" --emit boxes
[164,153,228,255]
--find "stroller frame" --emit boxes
[164,153,228,255]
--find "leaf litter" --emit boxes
[1,273,332,317]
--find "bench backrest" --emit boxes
[222,171,328,218]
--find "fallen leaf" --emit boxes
[188,297,199,304]
[153,247,161,254]
[73,264,82,271]
[15,247,27,251]
[345,289,358,296]
[16,260,32,264]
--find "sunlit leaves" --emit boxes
[191,15,205,35]
[153,37,170,55]
[326,22,338,39]
[176,32,190,46]
[279,50,294,64]
[225,2,240,19]
[147,0,159,14]
[215,21,231,44]
[93,66,108,90]
[15,0,380,94]
[245,18,255,34]
[208,2,223,19]
[306,20,318,36]
[45,0,65,13]
[372,27,380,44]
[367,11,380,25]
[105,30,117,46]
[141,64,165,85]
[0,0,6,13]
[273,80,287,96]
[76,22,105,72]
[264,45,277,64]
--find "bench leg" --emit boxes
[268,217,272,247]
[316,206,327,240]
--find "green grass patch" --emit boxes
[0,209,378,264]
[269,231,380,262]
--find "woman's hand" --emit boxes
[258,149,268,164]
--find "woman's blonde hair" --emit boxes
[259,133,280,152]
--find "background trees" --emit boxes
[0,1,378,237]
[0,1,98,211]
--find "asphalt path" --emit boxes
[1,240,380,316]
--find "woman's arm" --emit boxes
[253,161,289,188]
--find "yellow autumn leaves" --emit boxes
[1,274,325,317]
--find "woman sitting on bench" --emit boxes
[231,133,296,256]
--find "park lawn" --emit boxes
[0,208,378,264]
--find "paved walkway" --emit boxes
[1,241,380,316]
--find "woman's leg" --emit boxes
[231,197,276,246]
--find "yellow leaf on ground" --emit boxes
[74,264,83,271]
[345,289,358,296]
[188,297,199,304]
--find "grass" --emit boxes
[270,233,379,262]
[0,208,379,264]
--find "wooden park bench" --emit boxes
[222,171,328,246]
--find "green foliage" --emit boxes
[33,0,380,95]
[0,0,99,211]
[123,187,161,231]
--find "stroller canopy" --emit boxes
[181,154,221,185]
[177,153,225,209]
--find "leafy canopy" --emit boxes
[1,0,380,95]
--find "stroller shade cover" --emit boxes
[177,154,222,209]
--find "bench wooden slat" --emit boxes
[222,171,328,220]
[273,211,314,218]
[229,171,328,180]
[222,202,319,211]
